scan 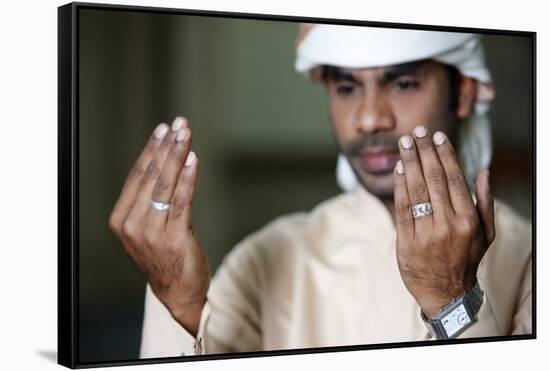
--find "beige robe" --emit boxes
[139,187,532,357]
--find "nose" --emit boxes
[355,90,395,134]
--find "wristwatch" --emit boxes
[421,281,484,340]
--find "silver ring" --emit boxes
[151,200,170,212]
[411,202,433,219]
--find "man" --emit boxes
[108,24,532,357]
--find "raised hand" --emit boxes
[393,125,495,318]
[108,116,210,336]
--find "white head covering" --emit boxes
[294,24,495,191]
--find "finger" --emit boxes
[412,125,453,220]
[167,151,199,232]
[109,123,169,236]
[393,160,414,239]
[399,134,433,229]
[147,125,193,231]
[432,131,476,217]
[125,119,182,234]
[474,169,495,247]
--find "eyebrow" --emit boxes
[382,61,424,81]
[329,68,358,83]
[327,61,426,83]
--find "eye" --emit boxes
[335,84,356,96]
[396,79,419,90]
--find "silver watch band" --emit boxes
[421,281,484,340]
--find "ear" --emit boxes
[456,76,477,119]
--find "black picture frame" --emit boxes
[58,2,536,368]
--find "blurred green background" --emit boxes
[78,8,533,364]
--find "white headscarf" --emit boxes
[294,24,495,191]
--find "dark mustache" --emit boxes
[343,133,401,156]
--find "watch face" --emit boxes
[442,303,471,338]
[457,312,469,325]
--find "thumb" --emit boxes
[475,169,495,247]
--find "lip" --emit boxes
[358,150,400,174]
[359,146,398,156]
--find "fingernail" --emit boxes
[400,135,413,149]
[433,131,446,146]
[395,160,404,175]
[185,151,196,167]
[153,123,168,139]
[414,125,427,138]
[171,116,186,132]
[176,128,188,142]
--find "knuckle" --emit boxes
[409,183,428,201]
[128,164,144,179]
[434,223,451,241]
[172,193,188,208]
[446,172,466,189]
[179,164,198,186]
[447,172,471,198]
[437,141,456,157]
[169,193,189,219]
[401,150,417,163]
[457,217,476,236]
[142,161,161,183]
[144,228,160,248]
[146,135,160,151]
[416,138,433,152]
[172,193,188,210]
[425,168,446,188]
[178,165,193,180]
[108,213,120,234]
[121,219,137,239]
[168,143,183,158]
[152,175,170,198]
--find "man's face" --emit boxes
[324,60,461,199]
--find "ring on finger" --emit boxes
[411,201,433,219]
[151,199,170,212]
